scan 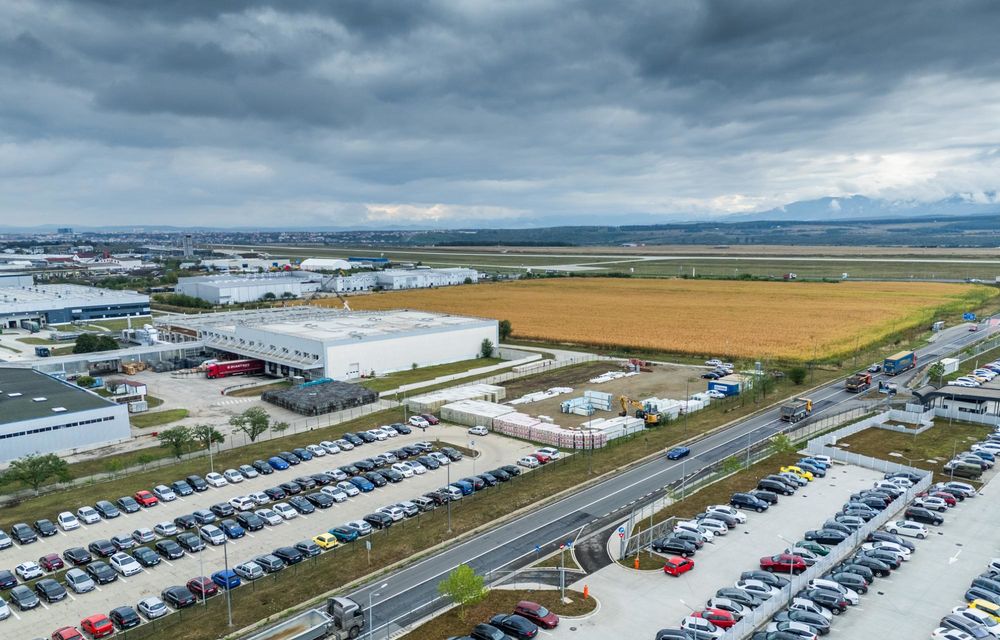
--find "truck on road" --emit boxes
[205,359,265,379]
[845,372,872,393]
[241,596,365,640]
[780,397,813,423]
[883,351,916,376]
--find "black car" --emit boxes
[966,587,1000,606]
[390,448,410,460]
[236,512,266,531]
[293,476,318,490]
[773,610,831,635]
[110,605,142,630]
[254,554,285,573]
[499,465,521,477]
[186,475,209,491]
[63,546,93,566]
[867,531,914,551]
[280,481,303,495]
[758,479,793,496]
[33,519,58,537]
[273,546,304,566]
[803,529,848,545]
[749,489,779,504]
[381,469,405,483]
[174,513,199,530]
[650,537,696,557]
[402,445,423,456]
[210,502,235,518]
[821,521,853,536]
[849,554,891,577]
[859,549,900,569]
[94,500,121,519]
[288,496,316,514]
[670,530,705,549]
[89,539,117,558]
[292,447,313,462]
[171,480,195,496]
[339,464,360,476]
[716,587,765,609]
[416,455,440,470]
[342,433,364,446]
[295,540,322,558]
[489,614,539,640]
[471,623,508,640]
[740,570,789,588]
[441,447,464,461]
[357,432,377,443]
[390,423,412,435]
[155,539,185,560]
[461,476,486,491]
[0,569,17,589]
[264,486,287,501]
[836,562,875,582]
[34,578,67,602]
[117,496,141,514]
[886,471,923,483]
[305,492,335,509]
[10,523,37,544]
[8,585,39,610]
[424,491,451,506]
[133,546,161,567]
[354,459,376,472]
[86,561,118,584]
[370,455,389,468]
[839,508,876,522]
[277,451,301,466]
[363,512,394,530]
[162,585,197,609]
[364,471,388,487]
[489,468,511,482]
[828,571,868,594]
[310,473,333,486]
[800,588,848,613]
[478,472,499,487]
[934,486,967,501]
[192,509,217,525]
[252,460,275,475]
[858,496,887,511]
[905,506,944,525]
[177,532,205,552]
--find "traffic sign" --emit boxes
[617,526,626,534]
[565,540,573,548]
[559,544,565,550]
[534,545,541,553]
[618,532,625,539]
[365,540,371,551]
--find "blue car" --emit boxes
[972,450,996,462]
[219,519,245,539]
[211,569,241,590]
[795,461,826,477]
[348,476,375,492]
[329,526,359,543]
[292,448,313,462]
[666,446,691,460]
[268,456,290,471]
[799,457,829,469]
[451,480,474,496]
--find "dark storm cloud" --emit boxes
[0,0,998,226]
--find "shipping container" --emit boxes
[205,359,265,379]
[883,351,916,376]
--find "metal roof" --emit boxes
[0,368,114,423]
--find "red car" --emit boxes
[663,555,695,577]
[420,413,440,425]
[40,553,65,572]
[514,600,559,629]
[186,576,219,599]
[52,628,84,640]
[133,490,159,507]
[760,553,807,574]
[928,491,957,507]
[531,452,551,464]
[692,608,736,629]
[80,614,115,638]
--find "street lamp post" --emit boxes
[195,525,205,607]
[223,537,233,627]
[446,461,452,534]
[368,583,388,640]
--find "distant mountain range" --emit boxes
[728,193,1000,222]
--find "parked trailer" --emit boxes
[883,351,916,376]
[241,597,364,640]
[205,359,265,379]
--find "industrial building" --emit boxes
[0,368,131,463]
[156,307,499,380]
[299,258,354,271]
[0,273,150,328]
[375,267,478,289]
[175,271,324,305]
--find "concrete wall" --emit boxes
[0,402,130,464]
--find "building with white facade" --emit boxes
[0,368,131,463]
[175,271,323,304]
[375,267,478,290]
[156,307,498,380]
[299,258,354,271]
[0,274,150,328]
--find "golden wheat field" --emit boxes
[322,279,996,361]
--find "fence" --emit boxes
[381,353,544,397]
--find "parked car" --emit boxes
[760,554,808,574]
[664,556,696,577]
[731,493,769,512]
[161,585,197,609]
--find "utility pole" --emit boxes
[223,537,233,627]
[446,461,452,534]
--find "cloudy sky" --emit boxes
[1,0,998,228]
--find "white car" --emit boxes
[337,481,361,497]
[405,461,427,475]
[954,380,979,387]
[696,518,729,535]
[429,451,451,466]
[536,447,560,460]
[237,464,259,479]
[408,416,430,428]
[379,426,398,438]
[674,521,714,543]
[706,359,723,366]
[681,616,724,639]
[200,524,226,545]
[377,506,405,522]
[0,596,10,621]
[932,627,975,640]
[518,456,540,468]
[153,521,178,537]
[306,444,327,457]
[110,552,143,576]
[346,520,373,536]
[468,426,489,436]
[273,502,298,520]
[367,429,388,441]
[707,390,727,399]
[735,578,779,599]
[319,441,342,455]
[766,621,818,640]
[334,438,354,451]
[888,476,914,488]
[57,511,81,531]
[152,484,177,502]
[254,508,282,526]
[811,455,832,466]
[222,469,244,484]
[861,541,911,561]
[0,530,11,550]
[234,561,265,581]
[951,607,1000,636]
[706,505,747,524]
[15,561,43,580]
[77,506,101,525]
[790,598,833,622]
[320,486,349,502]
[205,472,228,488]
[915,496,948,512]
[229,495,256,512]
[324,468,348,482]
[705,597,748,620]
[137,596,168,620]
[392,463,414,478]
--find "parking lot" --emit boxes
[0,424,537,637]
[553,463,886,639]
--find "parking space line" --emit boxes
[10,610,20,620]
[119,576,128,583]
[39,601,49,610]
[162,559,174,567]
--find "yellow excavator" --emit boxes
[619,395,662,426]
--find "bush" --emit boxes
[787,367,807,385]
[154,293,212,309]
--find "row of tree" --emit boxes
[155,407,289,459]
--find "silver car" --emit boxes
[65,568,96,594]
[137,596,168,619]
[233,561,265,581]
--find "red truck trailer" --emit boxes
[205,359,265,379]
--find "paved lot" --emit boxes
[548,464,885,639]
[835,471,1000,640]
[0,424,536,637]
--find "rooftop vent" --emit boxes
[8,392,22,397]
[32,397,47,402]
[51,407,67,412]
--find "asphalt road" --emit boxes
[352,322,997,638]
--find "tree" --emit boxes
[437,564,485,620]
[499,319,513,342]
[480,338,495,359]
[261,292,277,301]
[787,366,808,385]
[280,291,296,299]
[136,453,156,470]
[271,421,290,436]
[229,407,271,442]
[770,433,797,456]
[721,455,743,475]
[157,426,193,459]
[928,362,946,386]
[75,375,95,388]
[463,277,473,285]
[72,333,97,354]
[191,424,225,451]
[1,453,71,494]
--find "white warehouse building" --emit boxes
[376,267,478,290]
[157,307,499,380]
[175,271,323,304]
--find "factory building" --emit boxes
[156,307,498,380]
[375,267,478,289]
[0,274,150,328]
[0,368,131,463]
[175,271,323,304]
[299,258,354,271]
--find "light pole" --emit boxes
[368,583,388,640]
[208,440,215,474]
[195,525,205,607]
[470,439,476,476]
[223,537,233,627]
[446,461,452,534]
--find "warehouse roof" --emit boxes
[0,368,114,424]
[0,282,148,315]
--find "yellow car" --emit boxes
[970,599,1000,622]
[312,533,340,550]
[780,465,814,481]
